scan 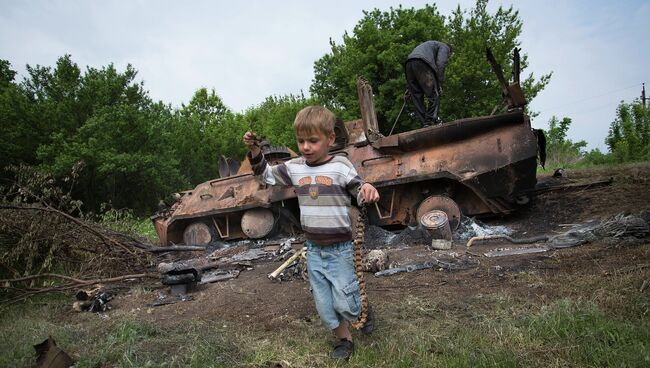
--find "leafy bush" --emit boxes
[0,164,148,282]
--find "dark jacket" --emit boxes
[406,41,451,83]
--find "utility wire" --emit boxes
[542,82,644,111]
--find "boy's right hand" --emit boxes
[243,131,261,157]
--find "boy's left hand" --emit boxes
[360,183,380,204]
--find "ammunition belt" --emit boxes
[350,206,368,330]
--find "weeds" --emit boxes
[1,294,648,367]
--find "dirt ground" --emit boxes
[106,163,650,332]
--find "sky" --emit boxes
[1,0,648,151]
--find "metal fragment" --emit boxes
[200,269,240,284]
[483,246,551,257]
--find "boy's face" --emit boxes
[296,130,335,164]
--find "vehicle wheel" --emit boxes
[241,208,276,239]
[416,195,462,231]
[183,221,214,246]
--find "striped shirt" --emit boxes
[248,152,364,245]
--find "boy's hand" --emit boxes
[243,131,261,157]
[359,183,380,204]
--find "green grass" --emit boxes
[0,295,243,367]
[520,300,649,367]
[2,293,648,367]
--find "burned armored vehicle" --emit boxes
[152,49,541,246]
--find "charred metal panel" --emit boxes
[170,174,296,222]
[357,78,382,143]
[347,110,537,218]
[374,111,524,152]
[344,119,368,146]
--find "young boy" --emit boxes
[243,105,380,360]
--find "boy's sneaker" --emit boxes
[330,339,354,360]
[361,305,375,335]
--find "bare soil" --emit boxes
[108,164,650,331]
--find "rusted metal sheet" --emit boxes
[347,110,537,222]
[486,47,527,112]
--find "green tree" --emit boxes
[310,0,550,133]
[0,60,41,166]
[544,116,587,167]
[174,88,234,184]
[41,101,184,213]
[237,93,315,152]
[606,100,650,162]
[21,55,86,141]
[14,55,186,214]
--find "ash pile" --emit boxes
[364,216,512,249]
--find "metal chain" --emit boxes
[350,205,368,330]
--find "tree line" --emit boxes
[0,56,314,214]
[542,98,649,169]
[1,0,646,215]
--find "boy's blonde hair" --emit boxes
[293,105,335,136]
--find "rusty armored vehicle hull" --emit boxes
[153,50,541,246]
[153,99,539,246]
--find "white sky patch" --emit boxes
[1,0,647,152]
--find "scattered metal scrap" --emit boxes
[201,269,241,283]
[483,246,552,258]
[157,243,277,295]
[72,289,112,312]
[595,212,649,239]
[530,176,614,195]
[268,247,307,281]
[147,293,194,307]
[157,209,649,287]
[374,256,477,277]
[227,248,268,262]
[375,261,437,277]
[466,210,650,257]
[154,237,311,296]
[467,234,549,248]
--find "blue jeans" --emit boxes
[306,240,361,330]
